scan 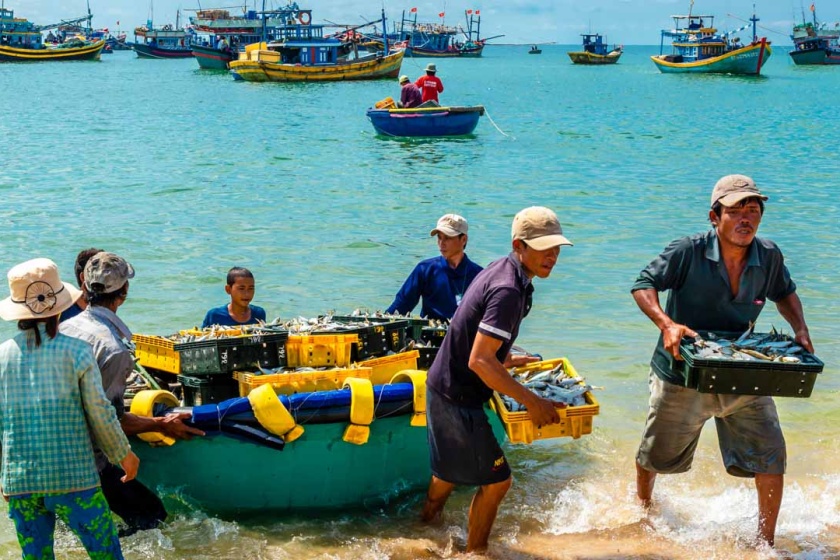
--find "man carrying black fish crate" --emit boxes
[630,174,814,547]
[421,206,571,553]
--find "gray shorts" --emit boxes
[636,370,786,478]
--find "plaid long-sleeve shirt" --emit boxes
[0,326,131,496]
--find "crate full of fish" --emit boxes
[491,358,600,444]
[234,366,373,397]
[329,311,431,343]
[287,315,409,360]
[174,327,290,376]
[132,334,180,375]
[679,329,824,397]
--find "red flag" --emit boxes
[466,9,473,14]
[810,3,815,11]
[410,7,417,12]
[438,12,445,17]
[475,10,480,15]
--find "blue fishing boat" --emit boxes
[366,106,484,137]
[568,33,622,64]
[789,4,840,65]
[651,7,771,75]
[129,11,194,59]
[381,10,501,58]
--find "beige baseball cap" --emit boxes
[399,75,410,84]
[430,214,468,237]
[711,174,768,208]
[511,206,572,251]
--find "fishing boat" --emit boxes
[129,12,193,59]
[789,4,840,65]
[188,5,293,70]
[651,8,771,75]
[366,105,484,137]
[528,45,541,54]
[567,33,622,64]
[383,9,501,58]
[229,9,403,82]
[0,7,105,62]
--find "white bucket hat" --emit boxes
[0,258,82,321]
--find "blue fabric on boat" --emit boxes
[190,385,416,424]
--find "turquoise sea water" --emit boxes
[0,45,838,559]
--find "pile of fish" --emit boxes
[171,323,280,343]
[687,326,805,363]
[499,361,593,412]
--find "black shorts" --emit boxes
[426,387,511,486]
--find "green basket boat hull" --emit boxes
[133,408,506,514]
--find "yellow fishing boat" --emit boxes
[230,41,404,82]
[0,7,105,62]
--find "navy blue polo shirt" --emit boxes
[427,253,533,407]
[386,255,483,320]
[631,229,796,385]
[201,304,267,328]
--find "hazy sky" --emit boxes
[10,0,834,44]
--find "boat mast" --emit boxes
[261,0,266,43]
[381,8,388,53]
[750,4,759,43]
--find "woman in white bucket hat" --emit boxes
[0,258,139,559]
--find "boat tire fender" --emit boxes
[248,384,304,443]
[389,370,427,427]
[342,378,374,445]
[130,390,181,447]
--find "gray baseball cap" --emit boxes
[84,252,135,294]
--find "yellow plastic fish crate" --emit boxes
[132,334,179,374]
[285,333,359,368]
[491,357,600,444]
[234,367,372,397]
[357,350,420,384]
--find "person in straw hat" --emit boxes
[397,74,422,108]
[421,206,571,553]
[0,258,139,559]
[415,62,444,105]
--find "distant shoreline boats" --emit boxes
[567,33,622,64]
[789,3,840,65]
[651,5,771,75]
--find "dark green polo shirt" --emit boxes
[631,229,796,385]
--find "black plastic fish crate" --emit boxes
[421,327,447,347]
[174,332,289,376]
[417,346,440,369]
[179,375,240,406]
[329,315,424,347]
[679,333,824,398]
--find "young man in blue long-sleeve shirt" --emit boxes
[386,214,483,321]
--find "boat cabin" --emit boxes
[0,8,44,49]
[659,14,734,62]
[134,22,192,49]
[581,34,610,55]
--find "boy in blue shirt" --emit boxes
[202,267,267,328]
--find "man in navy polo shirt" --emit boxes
[386,213,483,321]
[421,206,572,553]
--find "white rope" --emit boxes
[483,108,513,139]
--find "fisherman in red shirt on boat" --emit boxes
[415,63,444,105]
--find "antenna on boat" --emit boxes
[688,0,694,19]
